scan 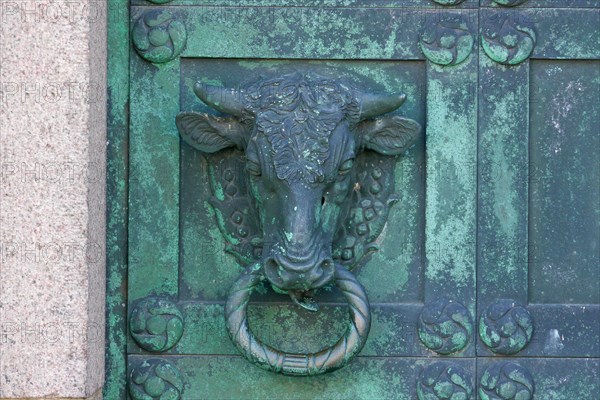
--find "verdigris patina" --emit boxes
[176,70,421,375]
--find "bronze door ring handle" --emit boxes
[225,263,371,376]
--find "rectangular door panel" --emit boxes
[476,358,599,399]
[114,1,599,398]
[477,7,599,359]
[125,4,479,398]
[128,356,476,400]
[179,58,427,306]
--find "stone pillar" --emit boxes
[0,1,106,398]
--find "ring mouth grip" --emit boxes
[225,264,371,376]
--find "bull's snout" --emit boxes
[264,252,335,291]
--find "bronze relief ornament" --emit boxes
[176,71,421,375]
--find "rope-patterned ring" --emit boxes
[225,263,371,375]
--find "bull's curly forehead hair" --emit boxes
[237,72,361,183]
[182,72,411,166]
[240,72,361,121]
[190,70,406,128]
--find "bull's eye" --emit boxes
[246,160,261,176]
[338,159,354,175]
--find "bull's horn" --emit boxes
[193,82,245,117]
[359,93,407,120]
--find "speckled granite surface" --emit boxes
[0,1,106,397]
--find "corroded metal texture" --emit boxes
[129,297,184,352]
[417,362,474,400]
[479,362,535,400]
[481,13,536,65]
[225,263,371,375]
[177,70,421,373]
[129,359,184,399]
[419,15,475,66]
[132,10,187,63]
[479,299,533,355]
[418,297,473,355]
[109,1,600,397]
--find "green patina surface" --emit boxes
[104,0,130,398]
[477,358,600,400]
[528,60,600,305]
[107,2,599,398]
[134,0,479,6]
[478,53,530,299]
[128,56,182,300]
[424,55,478,328]
[128,355,465,400]
[178,58,427,305]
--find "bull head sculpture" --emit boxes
[176,71,421,375]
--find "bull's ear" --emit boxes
[176,112,247,153]
[358,116,421,156]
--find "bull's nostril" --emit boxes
[304,258,335,289]
[264,257,289,291]
[266,257,278,271]
[321,197,326,205]
[264,254,336,291]
[319,259,333,277]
